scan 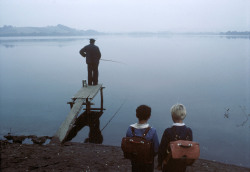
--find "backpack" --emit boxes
[163,128,200,166]
[121,127,154,163]
[163,140,200,166]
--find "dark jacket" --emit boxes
[80,43,101,64]
[158,125,193,172]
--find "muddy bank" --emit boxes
[1,141,249,172]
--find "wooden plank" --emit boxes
[88,84,102,99]
[67,101,94,106]
[73,84,102,100]
[73,88,90,99]
[55,98,85,142]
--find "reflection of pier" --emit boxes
[51,81,105,144]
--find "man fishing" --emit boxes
[80,38,101,85]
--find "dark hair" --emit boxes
[136,105,151,120]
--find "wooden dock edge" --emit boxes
[50,83,105,145]
[51,98,85,144]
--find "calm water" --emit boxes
[0,35,249,167]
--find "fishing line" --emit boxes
[100,59,126,65]
[101,99,126,131]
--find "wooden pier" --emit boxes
[52,81,105,143]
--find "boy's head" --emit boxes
[170,104,186,122]
[136,105,151,121]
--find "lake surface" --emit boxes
[0,35,249,168]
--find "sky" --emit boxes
[0,0,249,32]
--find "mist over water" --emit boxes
[0,35,249,167]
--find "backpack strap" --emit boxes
[173,127,180,140]
[131,127,136,136]
[142,127,151,138]
[131,126,151,138]
[172,126,190,141]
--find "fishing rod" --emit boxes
[80,53,125,64]
[100,58,126,65]
[101,99,126,131]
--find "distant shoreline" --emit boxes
[0,25,249,37]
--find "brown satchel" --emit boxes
[170,140,200,159]
[163,140,200,166]
[121,127,154,163]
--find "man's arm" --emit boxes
[79,47,86,57]
[97,47,101,59]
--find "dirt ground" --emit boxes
[1,140,250,172]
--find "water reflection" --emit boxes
[220,35,250,39]
[236,106,250,128]
[0,35,249,48]
[2,44,15,48]
[0,36,89,48]
[65,111,103,144]
[0,35,249,167]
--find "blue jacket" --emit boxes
[80,43,101,64]
[126,123,159,154]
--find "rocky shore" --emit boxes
[1,140,249,172]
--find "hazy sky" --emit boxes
[0,0,249,32]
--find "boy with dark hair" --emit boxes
[125,105,159,172]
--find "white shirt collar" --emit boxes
[130,123,149,129]
[172,123,185,126]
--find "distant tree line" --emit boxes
[1,25,249,37]
[0,25,101,37]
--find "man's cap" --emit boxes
[89,38,96,42]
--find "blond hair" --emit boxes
[170,104,186,120]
